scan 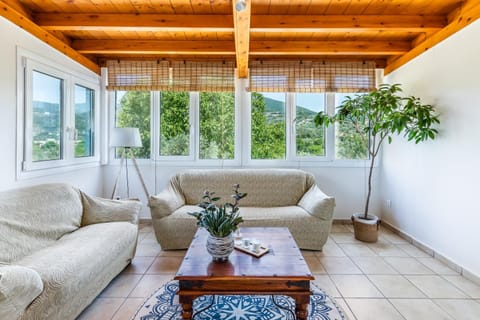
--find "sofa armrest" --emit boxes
[298,185,336,221]
[80,192,142,226]
[148,187,185,219]
[0,264,43,320]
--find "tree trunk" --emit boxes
[363,154,376,219]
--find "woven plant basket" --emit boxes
[352,213,380,243]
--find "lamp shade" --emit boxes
[110,127,142,148]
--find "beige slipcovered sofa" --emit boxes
[0,183,142,320]
[149,169,335,250]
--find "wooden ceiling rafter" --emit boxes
[233,0,251,78]
[0,0,99,73]
[34,13,446,33]
[385,0,480,75]
[71,39,410,56]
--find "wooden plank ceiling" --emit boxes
[1,0,479,77]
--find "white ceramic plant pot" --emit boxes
[206,233,234,262]
[351,213,380,243]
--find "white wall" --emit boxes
[382,20,480,277]
[0,17,103,195]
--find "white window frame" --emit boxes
[107,78,371,168]
[17,49,100,179]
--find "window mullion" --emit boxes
[191,92,199,161]
[151,91,160,161]
[325,93,336,161]
[286,92,295,162]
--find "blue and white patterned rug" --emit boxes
[132,280,347,320]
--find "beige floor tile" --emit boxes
[129,274,173,298]
[344,224,354,233]
[397,243,431,258]
[346,298,404,320]
[384,257,435,274]
[77,298,125,320]
[433,299,480,320]
[397,243,432,258]
[304,256,326,274]
[351,257,398,274]
[367,275,426,298]
[339,244,377,257]
[301,250,317,256]
[100,274,143,298]
[330,224,351,233]
[330,233,362,244]
[319,256,362,274]
[417,258,458,275]
[312,274,341,298]
[331,275,383,298]
[111,298,145,320]
[139,238,159,247]
[135,242,162,257]
[443,275,480,298]
[390,299,453,320]
[381,232,409,244]
[145,256,183,274]
[406,275,469,298]
[316,239,346,257]
[158,249,187,257]
[335,298,357,320]
[122,256,156,274]
[367,242,410,257]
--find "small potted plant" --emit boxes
[314,83,440,242]
[189,184,247,262]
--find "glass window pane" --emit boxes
[74,85,94,158]
[251,92,286,160]
[159,92,190,156]
[115,91,151,159]
[335,93,369,160]
[32,71,63,162]
[296,93,325,157]
[199,92,235,159]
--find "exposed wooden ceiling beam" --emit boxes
[232,0,251,78]
[72,40,236,55]
[35,13,445,33]
[385,0,480,75]
[251,15,446,33]
[0,1,99,74]
[72,39,410,56]
[35,13,233,32]
[1,0,33,19]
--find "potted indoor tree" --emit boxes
[189,184,247,261]
[314,83,440,242]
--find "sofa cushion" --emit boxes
[81,192,141,225]
[16,222,137,320]
[298,185,336,220]
[177,169,314,207]
[0,264,43,320]
[0,183,83,263]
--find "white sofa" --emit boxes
[0,183,142,320]
[149,169,335,250]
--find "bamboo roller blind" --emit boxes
[106,60,376,93]
[248,61,376,93]
[106,60,235,92]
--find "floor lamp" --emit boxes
[110,127,149,200]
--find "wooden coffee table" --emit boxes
[174,227,314,319]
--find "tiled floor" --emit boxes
[77,223,480,320]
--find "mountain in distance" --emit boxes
[263,96,317,123]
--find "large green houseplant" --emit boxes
[314,83,440,242]
[189,184,247,261]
